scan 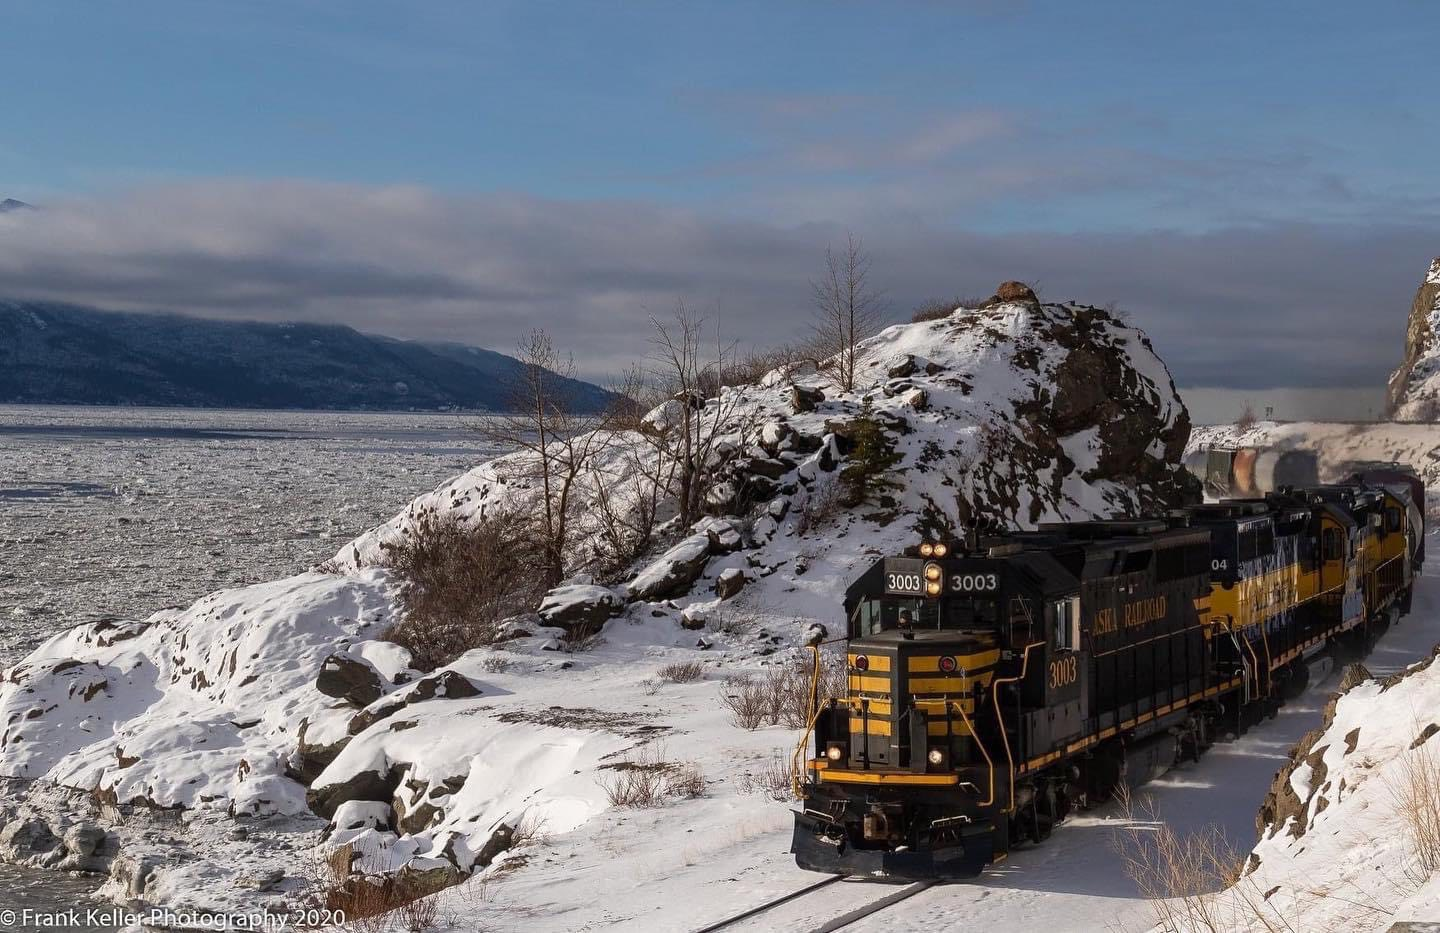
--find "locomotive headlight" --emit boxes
[927,748,945,765]
[919,542,935,557]
[925,581,942,596]
[932,542,949,558]
[826,743,845,761]
[938,655,958,674]
[924,563,942,582]
[852,655,869,671]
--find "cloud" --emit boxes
[0,181,1431,416]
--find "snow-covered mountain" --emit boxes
[0,198,30,213]
[0,287,1199,921]
[1387,257,1440,420]
[0,301,613,411]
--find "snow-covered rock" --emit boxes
[625,534,713,601]
[536,584,624,631]
[0,569,395,815]
[1216,648,1440,930]
[1388,257,1440,420]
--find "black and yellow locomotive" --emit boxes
[792,477,1423,879]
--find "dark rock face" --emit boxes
[537,585,624,632]
[316,654,386,708]
[1385,258,1440,419]
[790,384,825,413]
[625,535,712,600]
[982,281,1039,306]
[307,765,403,820]
[348,670,483,735]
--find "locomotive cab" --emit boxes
[794,545,1083,878]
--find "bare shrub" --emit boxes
[293,845,405,933]
[721,674,772,730]
[910,296,982,323]
[599,744,703,807]
[658,660,706,684]
[1114,788,1289,933]
[379,508,546,671]
[706,603,760,636]
[559,626,604,653]
[1236,403,1258,432]
[667,761,707,799]
[793,477,845,536]
[736,752,798,801]
[719,343,809,389]
[508,812,550,850]
[1388,744,1440,872]
[397,893,441,933]
[479,653,512,674]
[722,653,845,730]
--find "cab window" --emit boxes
[1051,596,1080,651]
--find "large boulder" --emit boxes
[537,584,624,632]
[625,535,712,601]
[315,654,386,708]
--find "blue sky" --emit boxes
[2,1,1438,419]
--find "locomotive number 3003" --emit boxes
[1048,654,1079,689]
[949,573,998,592]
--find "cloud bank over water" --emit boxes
[0,181,1429,420]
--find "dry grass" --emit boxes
[792,477,845,536]
[910,296,982,322]
[478,653,513,673]
[658,660,706,684]
[705,603,761,635]
[667,761,707,799]
[721,652,846,730]
[599,744,706,807]
[736,752,799,801]
[1115,788,1297,933]
[1387,744,1440,873]
[293,845,434,933]
[379,509,546,671]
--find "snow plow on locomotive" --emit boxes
[792,478,1424,879]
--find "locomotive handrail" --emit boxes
[990,640,1044,815]
[952,695,995,807]
[791,643,825,799]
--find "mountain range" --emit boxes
[0,300,612,411]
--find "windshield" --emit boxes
[853,596,1001,636]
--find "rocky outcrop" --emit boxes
[1386,257,1440,419]
[316,654,387,708]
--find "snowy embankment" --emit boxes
[0,288,1199,924]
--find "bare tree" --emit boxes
[810,232,885,391]
[477,329,622,589]
[644,301,743,529]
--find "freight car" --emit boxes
[791,478,1424,879]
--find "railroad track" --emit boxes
[691,875,938,933]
